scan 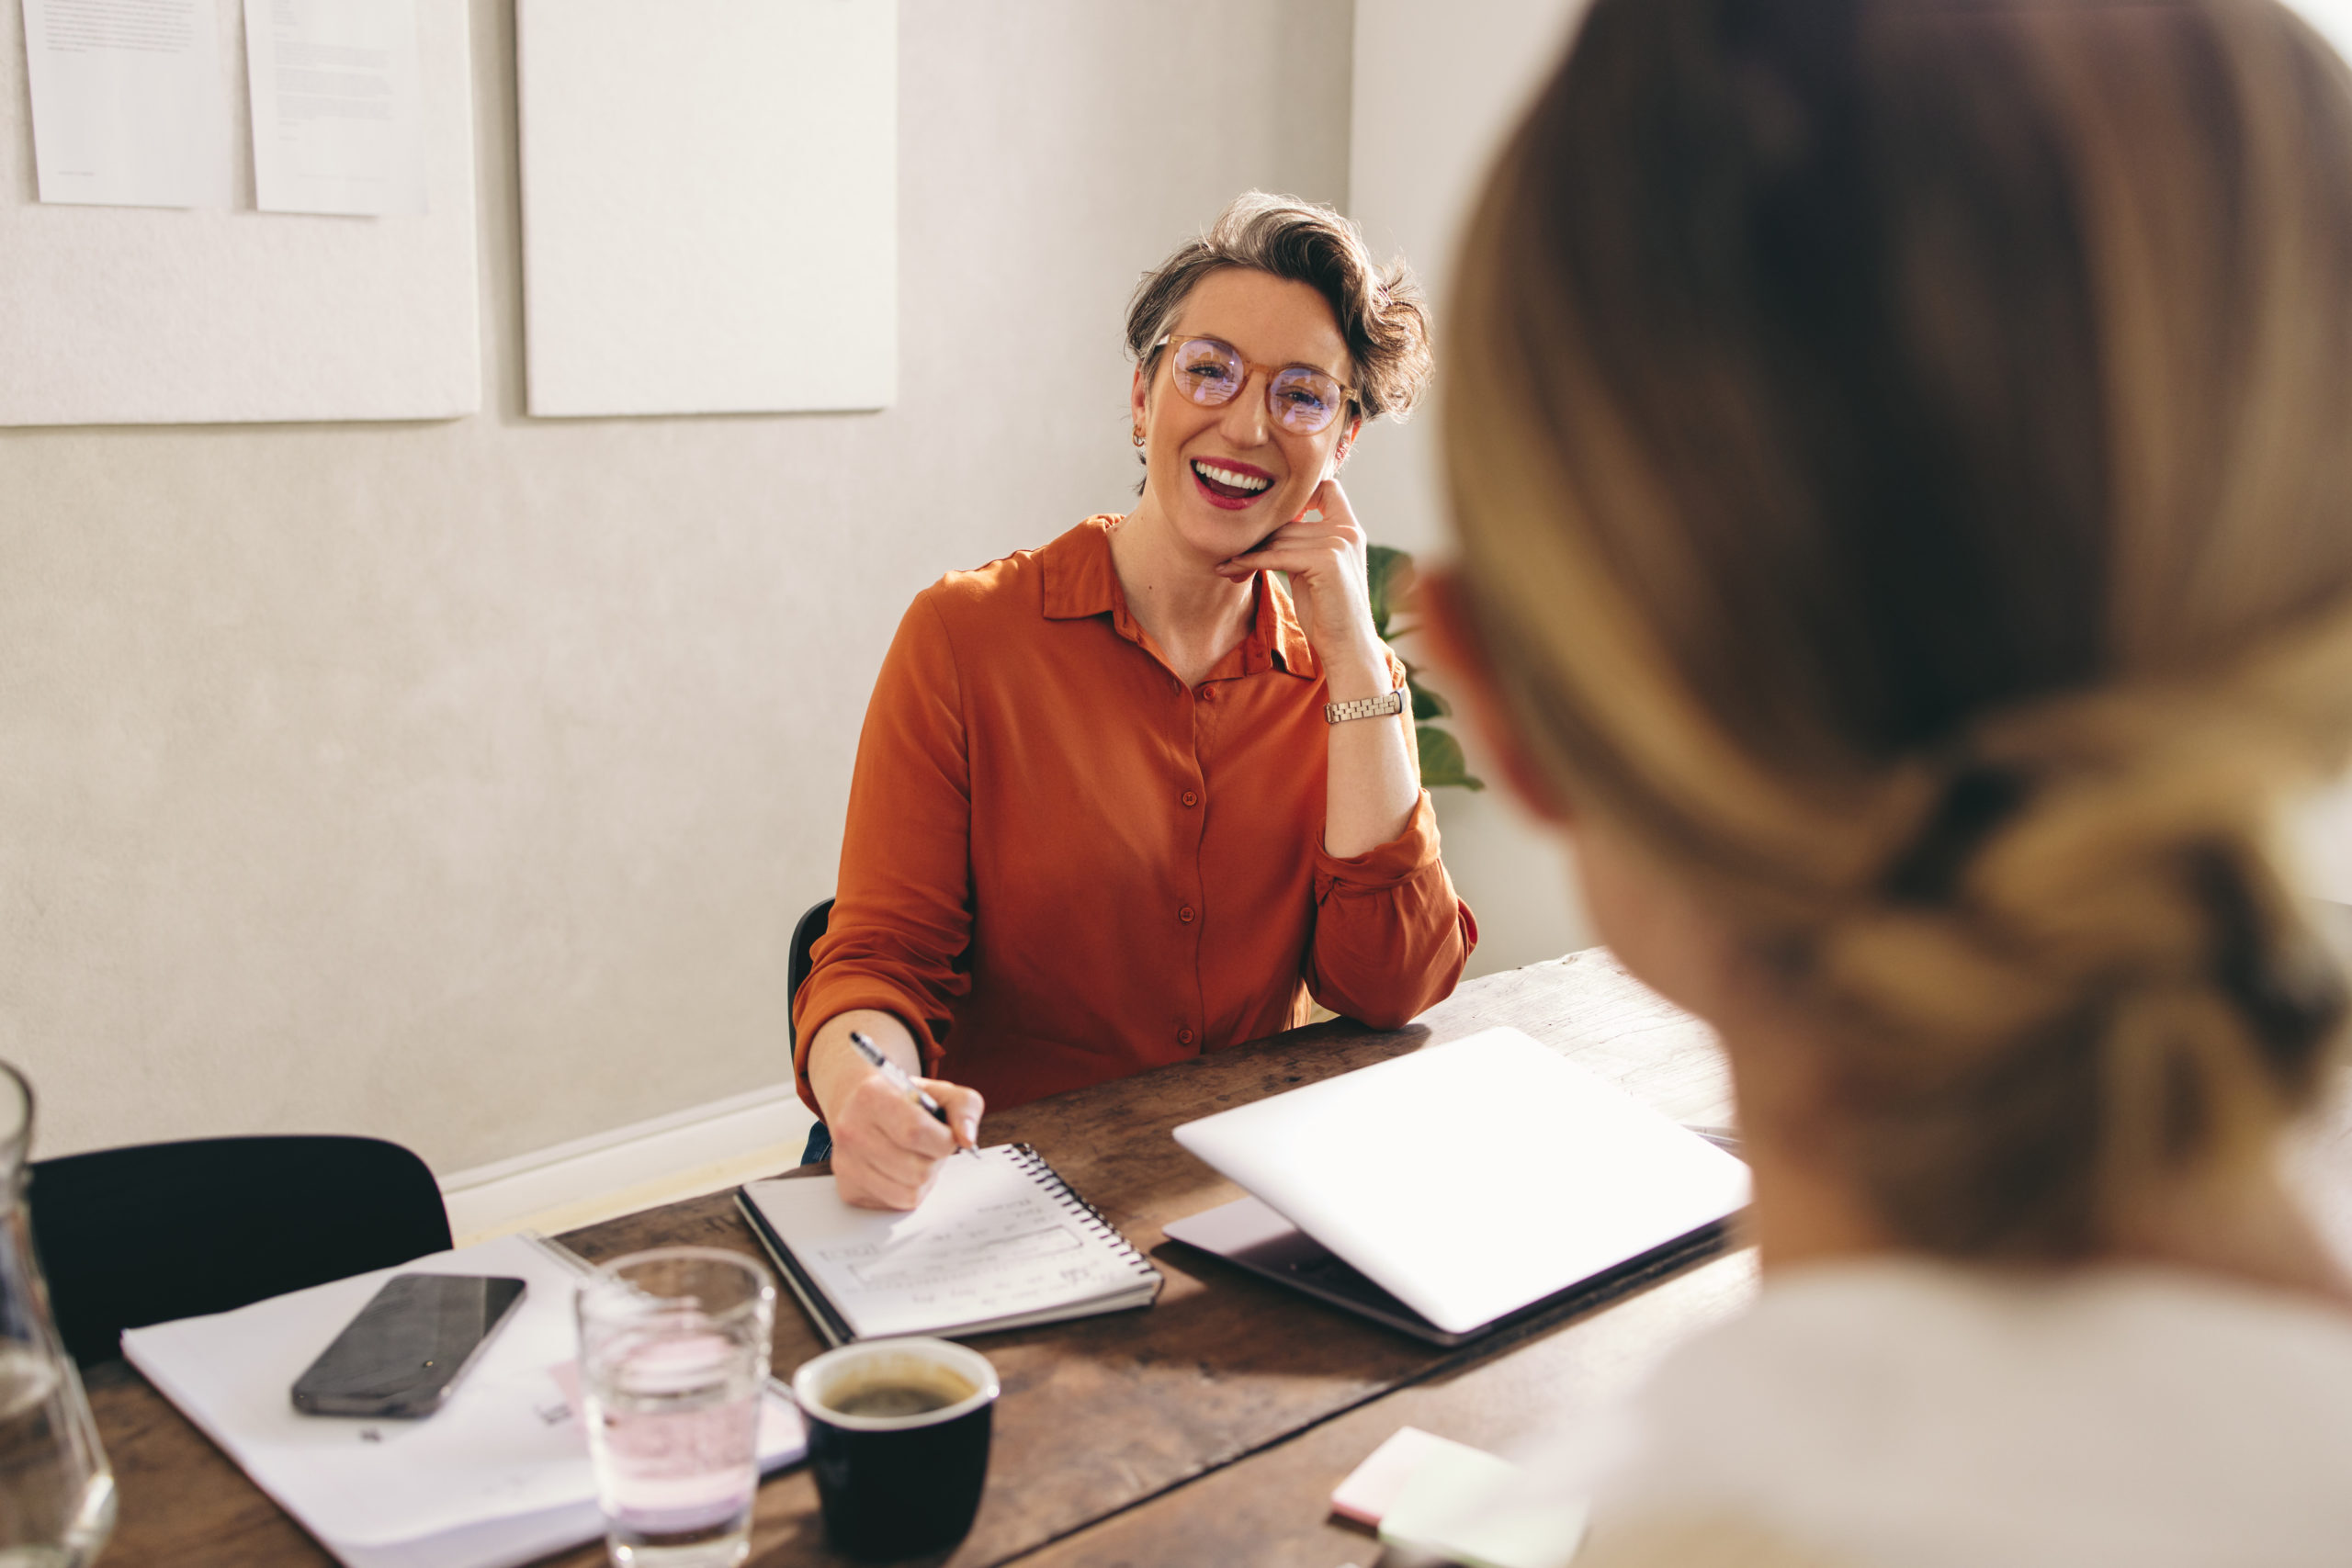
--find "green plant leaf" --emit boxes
[1408,675,1450,721]
[1416,724,1487,791]
[1365,544,1414,641]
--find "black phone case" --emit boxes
[289,1273,528,1419]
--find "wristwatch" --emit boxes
[1324,688,1408,725]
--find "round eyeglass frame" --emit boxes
[1152,334,1357,435]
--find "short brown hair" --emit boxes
[1448,0,2352,1260]
[1126,191,1432,424]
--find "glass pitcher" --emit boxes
[0,1064,113,1566]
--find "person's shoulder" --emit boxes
[1701,1256,2352,1379]
[1643,1258,2352,1437]
[911,516,1119,629]
[1594,1259,2352,1565]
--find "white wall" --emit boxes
[0,0,1355,1172]
[1347,0,1595,976]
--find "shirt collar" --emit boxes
[1041,516,1318,680]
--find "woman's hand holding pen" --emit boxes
[832,1068,984,1211]
[808,1011,985,1211]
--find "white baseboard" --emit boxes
[440,1084,819,1247]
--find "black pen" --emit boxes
[848,1030,980,1158]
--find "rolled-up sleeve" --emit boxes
[1306,791,1477,1030]
[793,592,973,1113]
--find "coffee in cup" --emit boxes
[791,1337,999,1559]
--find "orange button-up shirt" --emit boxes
[793,517,1476,1113]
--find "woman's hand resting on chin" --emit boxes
[1215,477,1392,694]
[1217,475,1421,860]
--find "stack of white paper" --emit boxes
[121,1232,805,1568]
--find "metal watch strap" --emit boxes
[1324,688,1408,725]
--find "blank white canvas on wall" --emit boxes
[0,0,478,426]
[515,0,897,419]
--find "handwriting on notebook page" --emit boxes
[806,1156,1139,1323]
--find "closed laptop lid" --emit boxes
[1171,1026,1750,1335]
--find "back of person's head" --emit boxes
[1444,0,2352,1261]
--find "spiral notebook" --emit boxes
[736,1144,1162,1345]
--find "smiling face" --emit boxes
[1131,267,1361,562]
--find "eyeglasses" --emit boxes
[1153,334,1355,435]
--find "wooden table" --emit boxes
[88,950,1751,1567]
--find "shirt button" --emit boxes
[1178,905,1195,923]
[1178,1027,1195,1046]
[1196,685,1214,701]
[1181,790,1199,807]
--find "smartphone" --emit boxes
[290,1273,528,1418]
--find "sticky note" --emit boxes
[1374,1434,1589,1568]
[1331,1426,1478,1526]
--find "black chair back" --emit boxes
[30,1134,451,1367]
[787,897,835,1052]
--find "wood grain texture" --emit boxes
[1004,1253,1759,1568]
[87,1356,336,1565]
[88,950,1735,1568]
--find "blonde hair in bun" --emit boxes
[1447,0,2352,1258]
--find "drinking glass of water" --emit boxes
[577,1247,776,1568]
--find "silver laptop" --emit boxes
[1166,1027,1750,1343]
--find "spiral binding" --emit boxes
[1007,1143,1161,1281]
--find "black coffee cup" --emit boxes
[791,1337,1000,1560]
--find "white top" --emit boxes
[1545,1259,2352,1567]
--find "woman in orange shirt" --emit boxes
[795,193,1477,1208]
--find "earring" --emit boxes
[1132,428,1146,447]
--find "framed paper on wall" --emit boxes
[515,0,899,419]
